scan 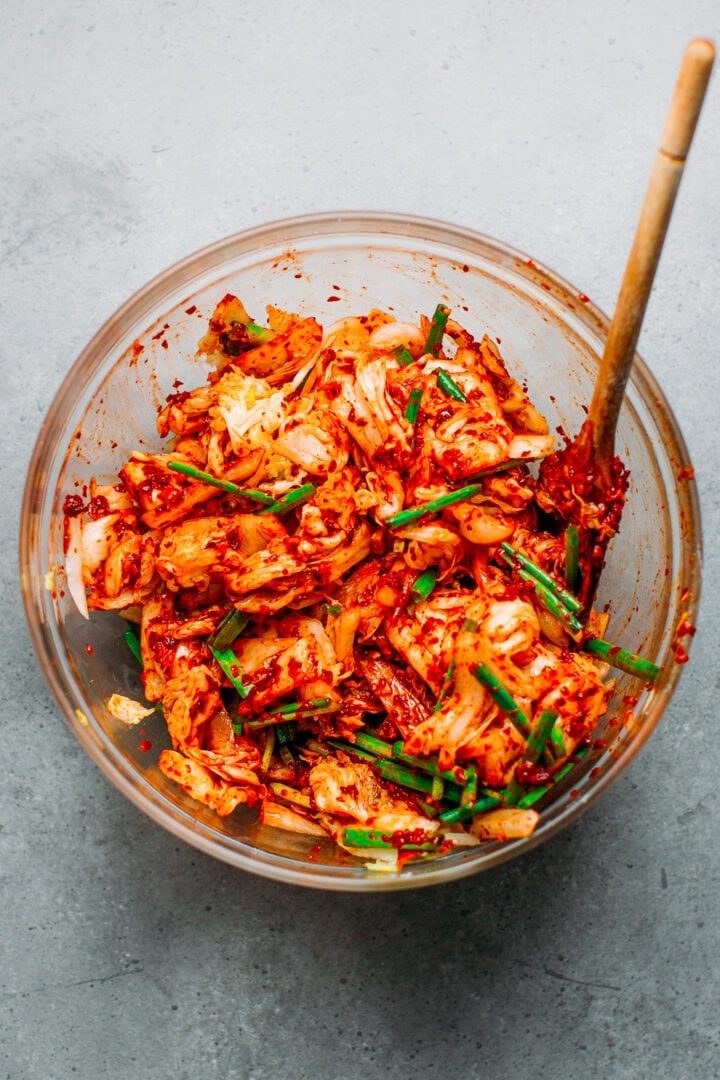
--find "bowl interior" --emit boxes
[20,213,700,890]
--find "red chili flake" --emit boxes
[541,282,551,291]
[674,646,690,665]
[569,789,579,798]
[526,258,536,268]
[185,305,197,315]
[139,739,153,752]
[62,494,85,517]
[515,762,552,786]
[151,329,165,340]
[326,296,341,302]
[131,340,144,357]
[307,845,322,862]
[85,643,94,655]
[579,293,590,303]
[677,465,695,482]
[462,264,469,273]
[161,339,169,349]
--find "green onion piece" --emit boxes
[244,703,339,731]
[405,388,423,425]
[433,659,456,713]
[549,723,566,760]
[392,741,467,785]
[123,627,142,665]
[245,320,274,344]
[410,566,439,603]
[262,728,275,771]
[275,721,297,744]
[437,794,502,825]
[269,781,312,809]
[424,303,451,355]
[461,618,479,632]
[395,346,415,367]
[268,697,332,716]
[341,827,437,851]
[472,663,531,738]
[374,759,463,802]
[325,737,377,763]
[565,526,580,593]
[351,731,396,759]
[460,763,478,807]
[431,775,445,802]
[501,542,582,613]
[167,461,275,504]
[387,482,484,530]
[304,737,330,757]
[257,482,316,517]
[209,645,253,698]
[436,368,467,402]
[583,638,661,681]
[209,609,250,650]
[519,570,583,633]
[525,710,559,765]
[325,602,344,616]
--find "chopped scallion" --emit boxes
[436,368,467,402]
[122,627,142,665]
[256,482,316,517]
[341,827,437,851]
[395,346,415,367]
[387,482,484,530]
[405,388,423,425]
[167,461,275,504]
[583,638,660,681]
[209,609,250,650]
[565,525,580,593]
[410,566,439,603]
[209,645,253,698]
[424,303,451,355]
[472,663,531,738]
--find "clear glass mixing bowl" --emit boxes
[19,212,701,890]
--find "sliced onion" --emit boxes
[64,514,89,620]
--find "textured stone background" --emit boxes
[3,2,719,1078]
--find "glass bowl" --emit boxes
[20,212,701,891]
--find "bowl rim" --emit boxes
[19,210,703,891]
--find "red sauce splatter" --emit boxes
[677,465,695,482]
[139,739,153,752]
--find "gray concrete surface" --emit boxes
[2,2,719,1078]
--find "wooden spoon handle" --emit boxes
[587,38,715,468]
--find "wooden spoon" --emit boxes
[539,38,715,607]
